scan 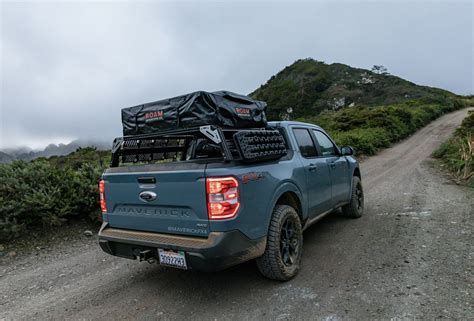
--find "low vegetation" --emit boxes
[300,97,467,155]
[0,148,108,239]
[433,110,474,187]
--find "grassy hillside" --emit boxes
[433,110,474,186]
[251,58,468,155]
[251,58,456,120]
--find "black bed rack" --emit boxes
[110,125,287,167]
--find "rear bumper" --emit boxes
[98,222,266,272]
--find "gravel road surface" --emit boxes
[1,108,473,320]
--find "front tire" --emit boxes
[256,205,303,281]
[341,176,364,218]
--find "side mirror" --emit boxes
[341,146,354,156]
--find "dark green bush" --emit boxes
[0,149,106,239]
[330,128,390,155]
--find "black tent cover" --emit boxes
[122,91,268,136]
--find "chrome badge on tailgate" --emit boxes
[139,191,157,202]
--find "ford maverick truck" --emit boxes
[98,121,364,280]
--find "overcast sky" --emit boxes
[1,0,472,149]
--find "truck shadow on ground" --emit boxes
[127,212,352,294]
[79,211,360,318]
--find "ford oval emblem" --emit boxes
[139,191,157,202]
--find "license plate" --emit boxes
[158,249,187,269]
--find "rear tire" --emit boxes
[256,205,303,281]
[341,176,364,218]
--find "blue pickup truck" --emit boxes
[98,121,363,280]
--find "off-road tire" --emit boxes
[341,176,364,218]
[256,205,303,281]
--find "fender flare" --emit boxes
[264,181,306,229]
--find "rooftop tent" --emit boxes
[121,91,268,136]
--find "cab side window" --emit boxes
[293,128,317,158]
[313,130,337,156]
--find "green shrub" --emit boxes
[461,96,474,107]
[0,151,106,239]
[330,128,390,155]
[433,110,473,186]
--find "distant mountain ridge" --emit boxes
[0,139,111,163]
[250,58,456,120]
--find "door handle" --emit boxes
[137,177,156,184]
[329,162,336,169]
[308,164,317,172]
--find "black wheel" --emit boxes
[256,205,303,281]
[341,176,364,218]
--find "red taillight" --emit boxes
[206,176,240,220]
[99,179,107,213]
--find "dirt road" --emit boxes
[1,108,473,320]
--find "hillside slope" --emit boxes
[0,151,15,164]
[250,58,455,120]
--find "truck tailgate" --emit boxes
[103,163,209,237]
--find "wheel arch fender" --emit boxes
[264,181,307,230]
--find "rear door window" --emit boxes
[292,128,317,158]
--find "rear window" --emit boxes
[292,128,317,157]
